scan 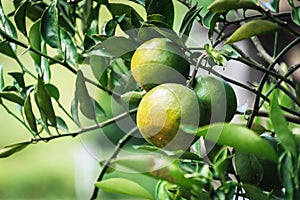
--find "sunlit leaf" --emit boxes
[270,90,297,156]
[41,0,61,48]
[44,84,60,100]
[95,178,154,200]
[225,20,281,44]
[183,123,277,162]
[260,0,280,12]
[60,29,78,67]
[0,142,30,158]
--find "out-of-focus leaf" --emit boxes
[208,0,260,13]
[41,0,61,48]
[14,0,28,36]
[292,6,300,26]
[279,152,294,199]
[71,98,80,126]
[60,29,78,67]
[75,70,96,120]
[56,116,68,132]
[296,80,300,102]
[24,95,38,134]
[183,123,277,162]
[241,183,269,200]
[92,98,106,118]
[44,84,60,100]
[0,64,3,91]
[112,154,202,190]
[145,0,174,27]
[95,178,154,200]
[57,1,75,35]
[270,90,297,156]
[0,142,30,158]
[260,0,280,12]
[0,92,24,106]
[225,20,281,44]
[35,78,56,127]
[129,0,145,6]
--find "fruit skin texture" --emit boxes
[136,83,204,150]
[194,75,237,124]
[131,38,190,91]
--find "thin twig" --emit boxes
[90,126,138,200]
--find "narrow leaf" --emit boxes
[95,178,154,200]
[0,142,30,158]
[75,70,96,120]
[41,0,60,48]
[225,20,281,44]
[0,64,4,91]
[24,95,38,134]
[60,29,78,67]
[270,90,297,156]
[292,6,300,26]
[183,123,277,162]
[0,92,24,106]
[8,72,25,90]
[208,0,259,13]
[14,0,28,36]
[35,78,56,127]
[0,41,17,59]
[56,116,68,132]
[44,84,60,100]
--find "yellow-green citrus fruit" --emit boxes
[194,75,237,124]
[131,38,190,91]
[136,83,204,150]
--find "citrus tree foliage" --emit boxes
[1,0,300,199]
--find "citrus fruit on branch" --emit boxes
[131,38,190,91]
[136,83,204,150]
[194,75,237,124]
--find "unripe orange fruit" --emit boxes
[136,83,204,150]
[131,38,190,91]
[194,75,237,124]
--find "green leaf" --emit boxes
[24,95,38,135]
[56,116,68,132]
[0,41,17,59]
[240,183,269,200]
[270,90,297,156]
[208,0,259,13]
[92,98,106,118]
[60,29,78,67]
[296,81,300,103]
[112,155,202,190]
[41,0,61,48]
[179,4,202,42]
[75,70,96,120]
[14,0,28,36]
[260,0,280,12]
[0,92,24,106]
[121,90,145,107]
[35,78,57,127]
[183,123,277,162]
[0,64,4,91]
[292,6,300,26]
[0,142,30,158]
[29,20,42,67]
[44,84,60,100]
[71,98,80,126]
[8,72,25,91]
[129,0,145,6]
[225,20,281,44]
[95,178,154,200]
[145,0,174,27]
